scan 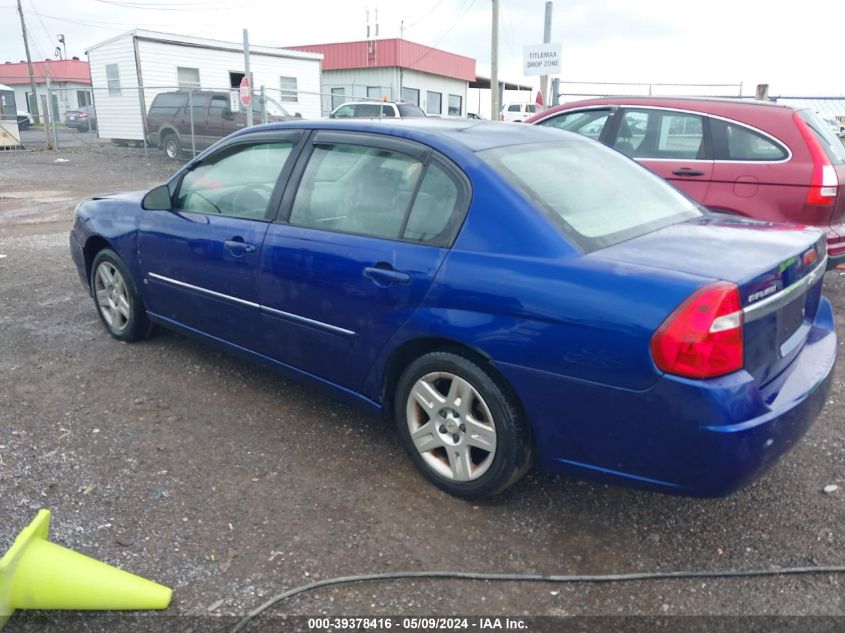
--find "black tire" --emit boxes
[395,352,533,500]
[161,132,181,160]
[90,249,151,342]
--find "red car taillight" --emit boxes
[793,112,838,206]
[651,282,744,379]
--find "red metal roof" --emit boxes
[288,39,475,83]
[0,59,91,86]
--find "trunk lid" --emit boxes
[594,214,827,386]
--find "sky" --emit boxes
[1,0,843,98]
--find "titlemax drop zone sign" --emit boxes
[523,43,561,76]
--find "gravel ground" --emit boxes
[0,147,844,631]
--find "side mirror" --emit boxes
[141,184,172,211]
[295,112,302,118]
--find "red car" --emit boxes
[526,97,845,268]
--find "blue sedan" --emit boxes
[69,119,837,499]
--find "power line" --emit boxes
[405,0,478,68]
[402,0,444,31]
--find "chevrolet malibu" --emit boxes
[69,120,837,500]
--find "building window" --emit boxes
[106,64,121,96]
[76,90,91,107]
[401,87,419,106]
[330,87,345,110]
[280,76,298,102]
[426,91,442,115]
[177,67,201,90]
[367,86,384,100]
[448,94,462,116]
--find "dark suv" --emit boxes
[146,90,301,159]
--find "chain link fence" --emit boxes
[10,83,425,157]
[10,81,844,155]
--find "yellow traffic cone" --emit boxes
[0,510,172,629]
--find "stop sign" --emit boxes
[239,77,251,107]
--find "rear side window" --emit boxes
[711,119,788,161]
[150,93,187,114]
[480,140,701,251]
[403,163,461,243]
[798,109,845,165]
[508,104,521,112]
[539,109,611,140]
[614,109,706,160]
[289,144,423,239]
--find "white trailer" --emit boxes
[86,30,322,143]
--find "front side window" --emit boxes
[280,76,298,103]
[209,96,229,119]
[507,104,521,112]
[176,142,293,220]
[426,91,442,115]
[289,144,424,240]
[177,67,200,90]
[480,140,701,251]
[540,109,611,140]
[615,109,706,160]
[332,104,355,118]
[106,64,121,96]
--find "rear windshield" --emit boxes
[798,109,845,165]
[479,140,701,251]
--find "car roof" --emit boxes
[531,96,798,121]
[236,118,583,153]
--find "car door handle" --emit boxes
[224,239,256,255]
[364,264,411,286]
[671,169,705,176]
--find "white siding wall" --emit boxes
[88,34,143,140]
[321,68,399,114]
[136,39,322,120]
[11,82,91,123]
[322,68,467,118]
[401,69,467,118]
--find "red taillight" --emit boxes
[79,113,88,119]
[651,282,744,379]
[793,112,838,206]
[803,248,818,267]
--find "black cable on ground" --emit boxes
[229,564,845,633]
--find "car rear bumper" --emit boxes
[496,296,837,496]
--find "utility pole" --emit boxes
[540,1,553,106]
[243,29,252,127]
[491,0,499,120]
[16,0,40,125]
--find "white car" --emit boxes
[499,102,539,123]
[329,101,426,119]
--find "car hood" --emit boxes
[90,190,147,204]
